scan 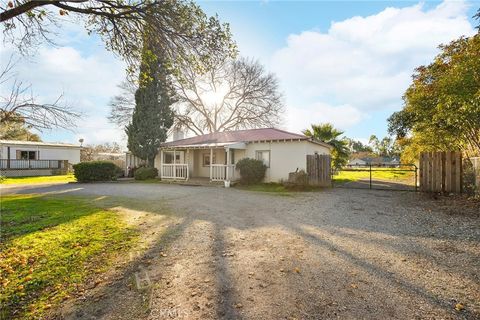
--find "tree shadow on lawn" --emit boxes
[54,212,191,320]
[0,195,142,320]
[0,195,101,241]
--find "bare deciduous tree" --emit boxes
[0,56,80,131]
[175,57,284,134]
[108,57,285,135]
[0,0,236,78]
[108,80,136,128]
[80,142,122,161]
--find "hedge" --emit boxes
[73,161,122,182]
[236,158,267,185]
[134,167,158,180]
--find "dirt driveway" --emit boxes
[3,183,479,319]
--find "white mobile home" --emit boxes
[0,140,81,177]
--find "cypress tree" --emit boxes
[126,46,175,167]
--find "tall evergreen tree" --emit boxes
[126,46,175,167]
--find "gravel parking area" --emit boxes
[2,182,479,319]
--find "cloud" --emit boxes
[286,103,367,133]
[12,46,125,103]
[272,0,476,132]
[74,116,125,146]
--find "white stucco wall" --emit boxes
[243,140,330,182]
[0,145,81,164]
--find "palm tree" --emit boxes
[303,123,350,169]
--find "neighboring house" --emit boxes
[389,157,401,166]
[348,158,367,166]
[0,140,81,177]
[125,151,147,176]
[348,157,400,167]
[155,128,332,183]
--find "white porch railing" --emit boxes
[0,159,66,169]
[161,164,188,180]
[211,164,236,181]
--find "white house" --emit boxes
[0,140,81,177]
[155,128,332,183]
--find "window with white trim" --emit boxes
[255,150,270,167]
[19,151,37,160]
[203,153,216,166]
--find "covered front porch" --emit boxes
[157,142,246,183]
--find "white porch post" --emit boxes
[173,149,176,180]
[226,147,230,182]
[160,149,163,178]
[186,149,190,181]
[209,148,213,181]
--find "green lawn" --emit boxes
[0,195,137,319]
[333,168,415,184]
[240,183,290,193]
[0,174,76,185]
[236,183,324,194]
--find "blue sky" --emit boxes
[1,1,478,146]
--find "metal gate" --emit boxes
[332,163,418,191]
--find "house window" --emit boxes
[163,151,183,164]
[19,151,37,160]
[203,153,216,166]
[255,150,270,167]
[164,152,173,164]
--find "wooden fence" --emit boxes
[419,151,462,193]
[471,157,480,191]
[306,154,331,186]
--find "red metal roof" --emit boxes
[162,128,313,147]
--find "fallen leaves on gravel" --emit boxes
[455,303,464,311]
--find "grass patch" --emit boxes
[0,174,76,185]
[333,168,415,184]
[241,183,290,193]
[0,195,137,319]
[130,178,162,184]
[236,183,325,195]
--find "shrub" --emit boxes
[115,165,125,178]
[236,158,267,185]
[73,161,121,182]
[134,167,158,180]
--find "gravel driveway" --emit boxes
[2,182,479,319]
